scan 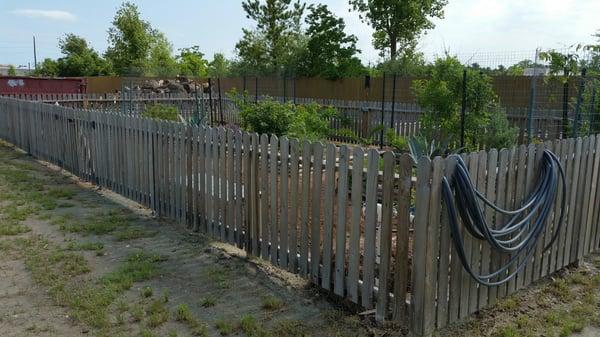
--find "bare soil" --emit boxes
[0,143,398,337]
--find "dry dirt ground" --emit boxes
[0,142,397,337]
[3,141,600,337]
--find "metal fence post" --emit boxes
[572,68,587,138]
[208,77,214,125]
[390,73,397,135]
[527,50,538,143]
[379,72,386,149]
[460,69,467,148]
[218,77,224,125]
[255,76,259,103]
[589,85,597,135]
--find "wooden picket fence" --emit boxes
[1,96,599,336]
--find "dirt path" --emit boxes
[0,143,389,337]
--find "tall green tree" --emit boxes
[105,1,155,75]
[147,32,178,77]
[300,4,365,79]
[33,59,59,77]
[207,53,231,77]
[177,46,208,77]
[56,34,111,76]
[349,0,447,60]
[236,0,306,75]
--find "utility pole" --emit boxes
[33,36,38,70]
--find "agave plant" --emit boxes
[407,135,463,164]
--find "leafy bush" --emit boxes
[142,104,179,121]
[239,97,294,136]
[480,108,518,150]
[413,56,516,151]
[232,90,337,141]
[384,128,409,152]
[288,103,337,141]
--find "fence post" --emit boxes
[461,69,467,148]
[390,73,397,135]
[379,72,386,149]
[293,77,297,104]
[283,74,287,103]
[572,68,587,138]
[589,86,597,135]
[218,77,224,125]
[255,76,259,103]
[208,78,214,125]
[562,79,570,137]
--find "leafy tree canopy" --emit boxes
[207,53,231,78]
[177,46,208,77]
[349,0,446,61]
[55,34,112,76]
[299,4,365,79]
[235,0,306,75]
[105,1,156,76]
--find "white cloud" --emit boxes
[10,9,77,22]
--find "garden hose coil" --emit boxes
[442,150,566,286]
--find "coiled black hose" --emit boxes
[442,150,566,286]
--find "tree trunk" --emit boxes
[390,37,397,60]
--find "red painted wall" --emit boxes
[0,77,85,94]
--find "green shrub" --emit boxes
[142,104,179,121]
[232,90,338,141]
[288,103,337,141]
[413,56,516,151]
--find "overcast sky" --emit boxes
[1,0,599,69]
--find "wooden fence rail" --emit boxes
[1,96,599,336]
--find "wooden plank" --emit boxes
[569,138,586,264]
[593,138,600,251]
[270,135,280,265]
[376,151,395,321]
[469,151,486,312]
[347,147,364,303]
[562,138,579,266]
[227,129,235,243]
[581,136,597,256]
[242,131,251,252]
[260,134,270,259]
[459,153,478,318]
[392,153,412,324]
[233,131,243,246]
[362,149,379,309]
[310,142,324,284]
[321,143,336,290]
[279,136,290,269]
[205,128,214,234]
[542,140,562,276]
[554,139,570,269]
[289,138,300,273]
[410,156,432,337]
[508,145,525,290]
[251,133,260,256]
[503,147,518,295]
[299,140,312,277]
[198,126,207,233]
[521,144,536,287]
[219,128,228,239]
[481,150,498,305]
[334,145,349,296]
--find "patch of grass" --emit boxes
[139,329,156,337]
[261,295,284,311]
[114,227,157,241]
[200,296,216,308]
[270,320,306,337]
[47,187,76,200]
[60,211,132,236]
[493,325,519,337]
[239,314,269,337]
[65,241,104,251]
[147,299,169,327]
[0,222,30,236]
[175,304,209,337]
[141,286,153,298]
[215,319,235,335]
[203,265,231,289]
[131,304,145,322]
[100,251,165,292]
[497,297,519,311]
